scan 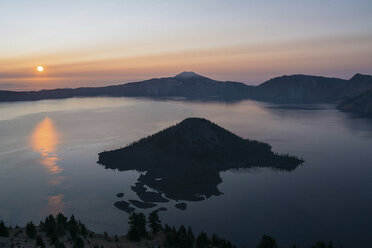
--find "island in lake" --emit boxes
[98,118,303,213]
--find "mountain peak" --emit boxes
[350,73,372,82]
[175,71,204,79]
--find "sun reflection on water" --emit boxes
[47,194,66,215]
[30,117,62,175]
[30,117,67,213]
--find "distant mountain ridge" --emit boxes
[1,71,372,114]
[255,74,347,103]
[0,72,253,102]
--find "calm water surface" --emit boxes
[0,97,372,247]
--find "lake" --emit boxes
[0,97,371,248]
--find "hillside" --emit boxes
[338,73,372,99]
[0,212,235,248]
[0,212,334,248]
[255,74,347,103]
[337,90,372,114]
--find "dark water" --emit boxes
[0,97,371,247]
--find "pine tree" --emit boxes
[44,215,56,237]
[74,236,84,248]
[0,220,9,237]
[57,242,66,248]
[164,224,171,233]
[56,213,67,226]
[127,212,148,241]
[310,241,328,248]
[127,226,141,242]
[35,235,45,248]
[256,235,277,248]
[196,232,209,248]
[186,226,195,248]
[26,221,37,239]
[68,215,79,241]
[164,231,177,247]
[56,213,67,236]
[148,211,162,234]
[136,213,147,238]
[51,233,59,246]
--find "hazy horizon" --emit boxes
[1,0,372,90]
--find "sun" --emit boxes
[37,66,44,72]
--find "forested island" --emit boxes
[98,118,303,211]
[0,212,337,248]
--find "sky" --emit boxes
[1,0,372,90]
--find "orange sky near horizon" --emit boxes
[1,0,372,91]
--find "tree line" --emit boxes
[1,213,340,248]
[126,211,338,248]
[1,214,87,248]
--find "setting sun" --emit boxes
[37,66,44,72]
